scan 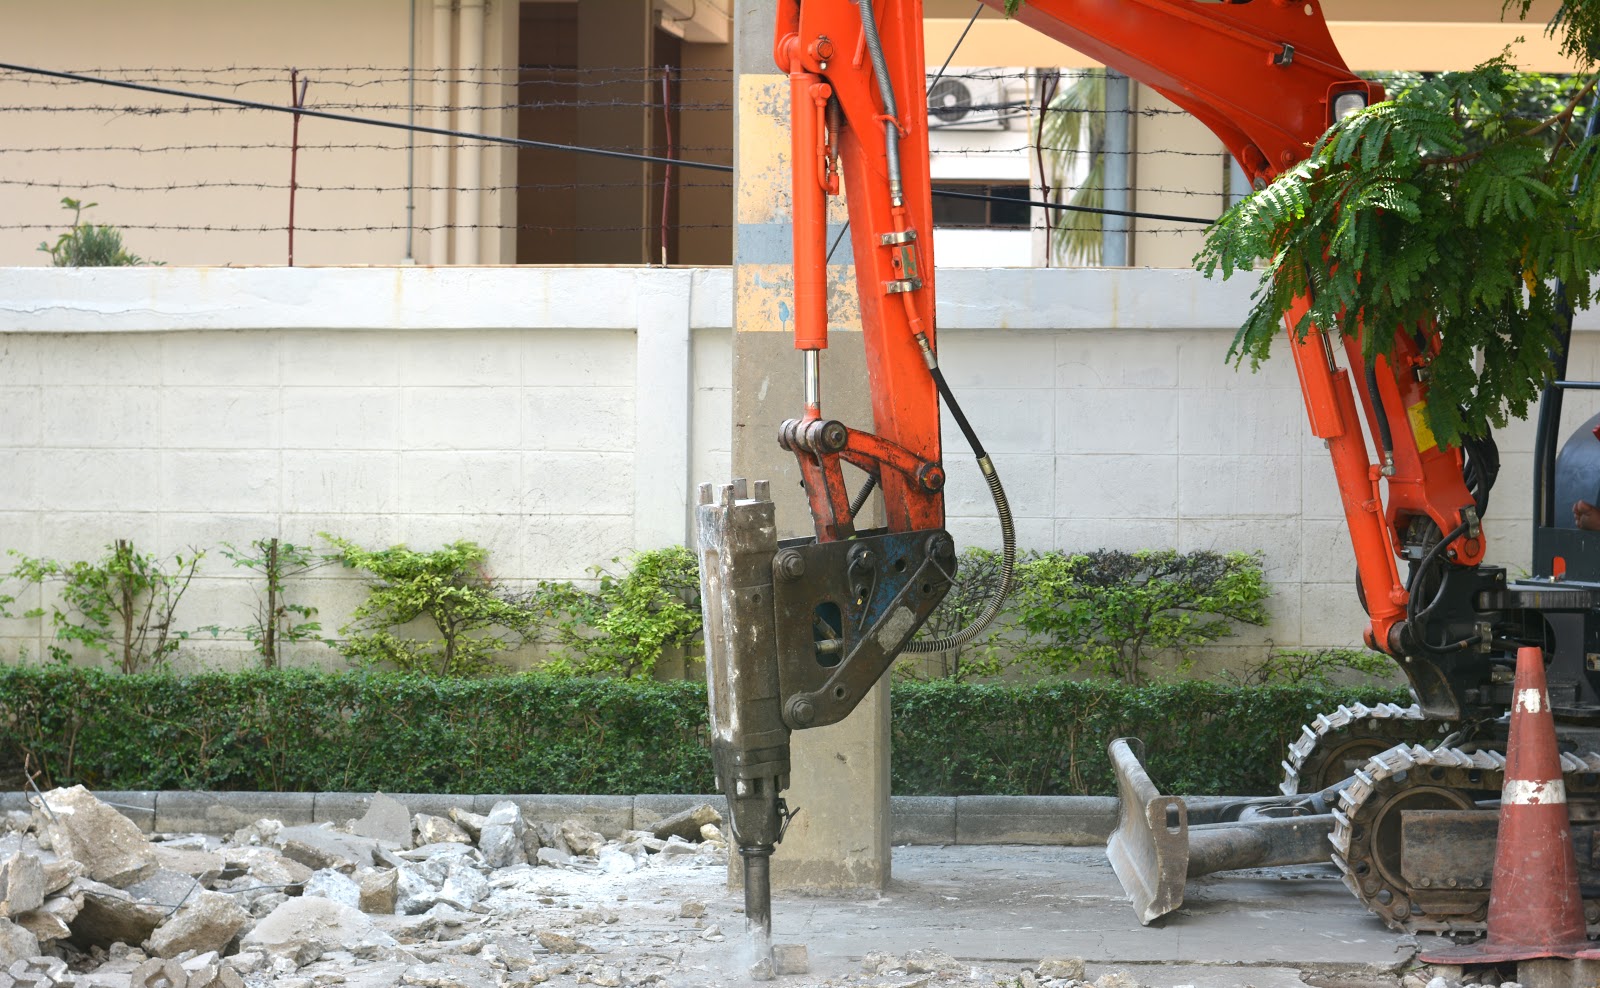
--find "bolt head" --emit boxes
[820,421,849,451]
[787,697,815,727]
[775,549,806,582]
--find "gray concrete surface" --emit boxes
[770,845,1426,987]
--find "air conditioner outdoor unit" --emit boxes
[926,75,1023,131]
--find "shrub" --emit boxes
[2,541,203,673]
[210,538,329,668]
[0,668,1409,797]
[37,197,155,267]
[1223,645,1400,689]
[325,537,531,677]
[530,547,702,679]
[1012,549,1271,684]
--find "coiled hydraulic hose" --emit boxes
[905,363,1017,653]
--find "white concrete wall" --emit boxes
[0,265,1594,669]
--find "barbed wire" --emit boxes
[0,60,1223,254]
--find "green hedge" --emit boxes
[0,668,1408,797]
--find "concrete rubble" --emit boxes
[0,785,1511,987]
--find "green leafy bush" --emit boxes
[890,678,1411,796]
[325,537,531,677]
[0,667,1407,797]
[37,197,155,267]
[1012,549,1270,684]
[530,547,702,679]
[2,541,203,673]
[0,668,711,794]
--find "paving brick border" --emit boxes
[0,790,1118,846]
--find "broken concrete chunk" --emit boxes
[446,808,488,843]
[145,890,249,959]
[534,930,592,954]
[0,853,44,919]
[182,959,245,988]
[36,786,156,889]
[698,824,725,844]
[275,825,380,873]
[905,948,961,974]
[677,900,705,919]
[224,846,312,889]
[595,847,637,876]
[72,880,166,950]
[533,848,573,870]
[557,822,603,857]
[124,869,200,910]
[351,794,414,847]
[1037,957,1087,981]
[39,857,85,898]
[861,952,904,975]
[395,867,435,916]
[533,823,569,856]
[303,869,362,910]
[412,816,469,847]
[1093,972,1143,988]
[131,957,187,988]
[151,845,223,884]
[0,919,38,971]
[241,897,398,967]
[477,802,525,870]
[771,943,809,976]
[7,956,72,988]
[356,869,398,915]
[649,804,721,843]
[436,863,488,910]
[229,819,282,847]
[13,895,75,944]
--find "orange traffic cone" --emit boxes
[1422,646,1594,963]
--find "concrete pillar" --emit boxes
[729,3,892,890]
[577,0,653,264]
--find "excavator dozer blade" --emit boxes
[1106,737,1190,925]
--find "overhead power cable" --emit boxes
[0,60,1219,227]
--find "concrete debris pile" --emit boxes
[0,787,736,988]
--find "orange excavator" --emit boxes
[695,0,1600,943]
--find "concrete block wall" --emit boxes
[0,266,1593,668]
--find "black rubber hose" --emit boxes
[905,366,1016,654]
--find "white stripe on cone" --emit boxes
[1516,688,1545,714]
[1504,778,1567,805]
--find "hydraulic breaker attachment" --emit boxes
[697,478,956,946]
[1106,738,1342,925]
[696,479,791,941]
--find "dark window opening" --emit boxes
[931,182,1031,229]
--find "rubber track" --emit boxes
[1329,743,1600,934]
[1280,702,1435,796]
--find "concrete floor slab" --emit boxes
[763,846,1418,986]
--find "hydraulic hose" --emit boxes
[905,364,1016,653]
[852,0,1009,650]
[855,0,904,203]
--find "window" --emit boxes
[931,182,1032,229]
